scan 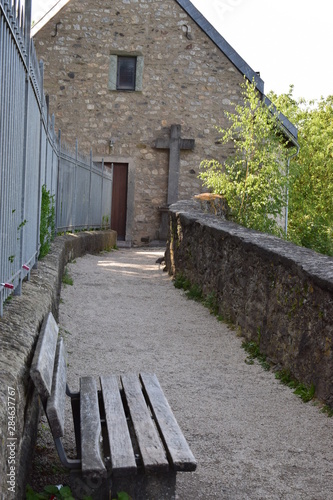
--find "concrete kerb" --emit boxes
[0,230,117,500]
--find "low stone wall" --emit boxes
[0,230,116,500]
[166,200,333,407]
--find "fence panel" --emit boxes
[57,152,76,231]
[0,0,112,315]
[21,77,43,276]
[57,148,112,232]
[0,0,28,309]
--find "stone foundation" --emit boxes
[166,200,333,406]
[0,230,116,500]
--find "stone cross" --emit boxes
[155,124,195,205]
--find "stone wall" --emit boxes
[0,230,116,500]
[166,200,333,406]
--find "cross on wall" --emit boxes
[155,124,195,206]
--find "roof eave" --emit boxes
[263,96,298,144]
[176,0,298,143]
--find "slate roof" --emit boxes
[176,0,298,142]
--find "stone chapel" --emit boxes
[33,0,297,246]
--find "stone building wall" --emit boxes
[33,0,249,244]
[166,200,333,407]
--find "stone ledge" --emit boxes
[166,200,333,405]
[168,200,333,292]
[0,230,116,500]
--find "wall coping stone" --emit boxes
[169,200,333,293]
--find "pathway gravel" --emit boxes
[52,248,333,499]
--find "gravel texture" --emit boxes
[29,247,333,499]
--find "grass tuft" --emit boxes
[321,405,333,417]
[62,267,73,286]
[275,369,315,403]
[241,340,271,371]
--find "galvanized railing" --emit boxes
[0,0,112,315]
[57,140,112,233]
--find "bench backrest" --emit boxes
[30,312,67,439]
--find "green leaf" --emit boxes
[44,485,59,494]
[198,77,290,236]
[26,484,49,499]
[117,493,131,500]
[59,485,75,498]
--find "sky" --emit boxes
[31,0,333,102]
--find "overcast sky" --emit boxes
[32,0,333,102]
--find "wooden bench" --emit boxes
[30,312,197,499]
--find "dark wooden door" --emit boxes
[111,163,128,240]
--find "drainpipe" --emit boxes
[285,142,300,236]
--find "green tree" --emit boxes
[199,79,294,235]
[269,87,333,256]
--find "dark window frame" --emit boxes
[116,56,137,91]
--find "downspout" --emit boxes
[285,142,300,236]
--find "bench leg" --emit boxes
[70,395,81,459]
[70,470,111,500]
[111,471,177,500]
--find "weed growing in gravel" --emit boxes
[321,405,333,417]
[294,383,315,403]
[26,484,131,500]
[113,493,131,500]
[62,267,73,286]
[174,274,209,303]
[186,283,203,301]
[26,484,79,499]
[100,244,118,254]
[173,273,191,291]
[275,369,315,403]
[202,292,219,316]
[242,340,271,371]
[60,328,72,340]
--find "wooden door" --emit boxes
[110,163,128,240]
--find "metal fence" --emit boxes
[57,141,112,233]
[0,0,112,315]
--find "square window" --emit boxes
[108,53,143,92]
[117,56,137,90]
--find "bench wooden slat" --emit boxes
[80,376,106,477]
[31,312,196,500]
[46,338,67,439]
[140,373,197,472]
[121,374,169,473]
[100,375,137,476]
[30,312,59,400]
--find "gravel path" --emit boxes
[57,247,333,500]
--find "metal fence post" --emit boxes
[72,139,78,232]
[50,113,56,192]
[24,0,31,51]
[35,60,45,269]
[100,158,104,228]
[55,128,61,236]
[109,162,114,229]
[89,148,92,228]
[15,0,32,296]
